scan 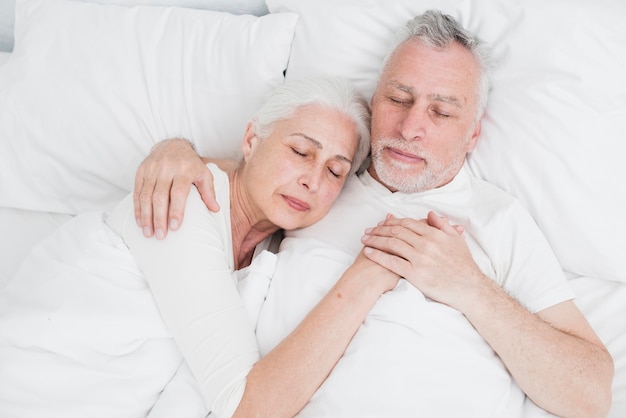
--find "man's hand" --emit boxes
[360,212,484,310]
[133,138,219,239]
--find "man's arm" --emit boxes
[466,286,612,418]
[134,138,223,239]
[361,213,613,418]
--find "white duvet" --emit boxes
[0,209,525,418]
[0,208,530,418]
[0,211,209,418]
[0,208,622,417]
[247,237,557,418]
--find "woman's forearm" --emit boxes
[232,258,397,418]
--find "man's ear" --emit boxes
[241,121,259,161]
[466,120,482,153]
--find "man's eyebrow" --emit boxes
[429,93,463,108]
[388,80,414,94]
[387,80,463,108]
[292,133,353,165]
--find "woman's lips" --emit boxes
[282,195,310,212]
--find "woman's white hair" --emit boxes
[251,77,371,176]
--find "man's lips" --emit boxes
[282,195,310,212]
[386,146,423,163]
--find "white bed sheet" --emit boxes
[569,276,626,417]
[0,206,72,289]
[0,50,9,66]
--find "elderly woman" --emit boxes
[0,77,398,417]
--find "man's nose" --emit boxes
[399,105,427,141]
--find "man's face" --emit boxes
[368,39,482,193]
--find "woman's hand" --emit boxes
[133,138,219,239]
[349,248,401,294]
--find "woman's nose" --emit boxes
[298,167,322,192]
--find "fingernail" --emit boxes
[169,219,179,231]
[364,228,372,234]
[155,229,165,240]
[135,217,141,227]
[143,227,152,237]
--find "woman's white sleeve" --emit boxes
[106,187,258,418]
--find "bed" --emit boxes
[0,0,624,416]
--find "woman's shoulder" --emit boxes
[205,163,230,203]
[206,162,228,181]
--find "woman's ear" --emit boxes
[241,121,259,161]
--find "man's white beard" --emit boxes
[370,138,465,194]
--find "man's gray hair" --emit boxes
[251,77,371,176]
[384,10,495,121]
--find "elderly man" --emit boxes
[130,10,613,418]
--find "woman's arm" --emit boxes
[234,252,398,417]
[108,186,260,416]
[133,138,230,239]
[109,180,399,418]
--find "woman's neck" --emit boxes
[228,169,279,269]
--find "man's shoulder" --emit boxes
[461,170,535,228]
[465,170,517,206]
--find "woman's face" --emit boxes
[241,104,360,231]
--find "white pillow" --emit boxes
[0,0,269,52]
[0,0,297,213]
[83,0,268,14]
[0,0,12,52]
[266,0,626,283]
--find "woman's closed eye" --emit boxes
[327,162,350,179]
[291,147,308,157]
[328,167,340,178]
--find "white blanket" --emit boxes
[249,237,543,418]
[0,211,209,418]
[1,209,620,417]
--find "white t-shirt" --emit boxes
[108,164,259,418]
[245,165,574,418]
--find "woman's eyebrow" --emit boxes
[292,133,353,165]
